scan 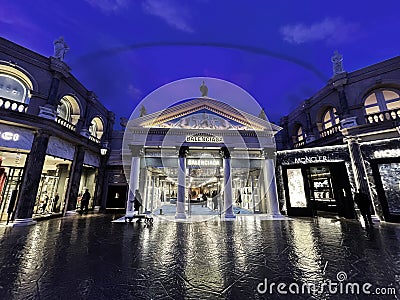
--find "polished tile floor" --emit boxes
[0,214,399,299]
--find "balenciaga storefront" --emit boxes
[120,83,283,220]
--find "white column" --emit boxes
[224,155,235,218]
[251,175,256,213]
[150,176,156,211]
[262,158,282,217]
[176,155,187,219]
[126,156,140,216]
[142,170,149,213]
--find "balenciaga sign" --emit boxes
[185,134,224,143]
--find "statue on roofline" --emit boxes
[53,36,69,61]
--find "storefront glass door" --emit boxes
[0,167,24,221]
[378,163,400,221]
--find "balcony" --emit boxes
[365,108,400,124]
[56,116,76,131]
[319,123,341,138]
[0,97,28,113]
[89,135,101,144]
[293,140,305,148]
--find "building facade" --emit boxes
[107,92,283,219]
[277,53,400,223]
[0,37,114,225]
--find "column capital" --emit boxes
[261,148,276,159]
[129,145,144,157]
[178,146,189,158]
[35,128,52,137]
[343,135,361,144]
[220,146,231,159]
[49,57,71,78]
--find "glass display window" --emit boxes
[378,163,400,215]
[286,168,307,208]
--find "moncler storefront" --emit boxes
[120,82,283,220]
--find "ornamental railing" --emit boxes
[365,108,400,124]
[293,140,305,148]
[0,97,28,113]
[56,117,76,131]
[319,123,341,138]
[89,135,101,144]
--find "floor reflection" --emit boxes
[0,215,398,299]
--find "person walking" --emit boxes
[133,189,142,215]
[354,188,374,226]
[80,189,90,214]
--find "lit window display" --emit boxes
[378,163,400,215]
[33,155,72,217]
[286,168,307,208]
[0,151,27,222]
[76,165,98,210]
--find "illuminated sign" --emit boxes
[374,149,400,159]
[0,131,19,141]
[185,135,223,143]
[294,156,328,164]
[187,159,221,166]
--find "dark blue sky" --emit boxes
[2,0,400,128]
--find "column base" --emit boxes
[224,213,236,219]
[10,218,37,227]
[175,212,187,219]
[268,213,286,219]
[38,105,57,120]
[340,116,358,129]
[80,129,91,138]
[305,134,316,143]
[65,210,79,216]
[371,215,381,223]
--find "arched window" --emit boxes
[57,98,71,122]
[0,74,27,103]
[89,119,98,137]
[56,95,81,128]
[364,89,400,115]
[296,126,305,142]
[322,107,339,129]
[89,117,104,142]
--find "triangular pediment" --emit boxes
[128,97,281,132]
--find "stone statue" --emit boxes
[331,50,345,75]
[258,109,267,120]
[139,105,147,117]
[53,36,69,61]
[200,81,208,97]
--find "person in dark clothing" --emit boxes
[236,190,242,206]
[133,189,142,214]
[53,193,60,213]
[41,195,49,213]
[81,189,90,214]
[212,190,218,210]
[354,189,374,226]
[202,193,207,207]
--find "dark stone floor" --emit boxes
[0,214,399,299]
